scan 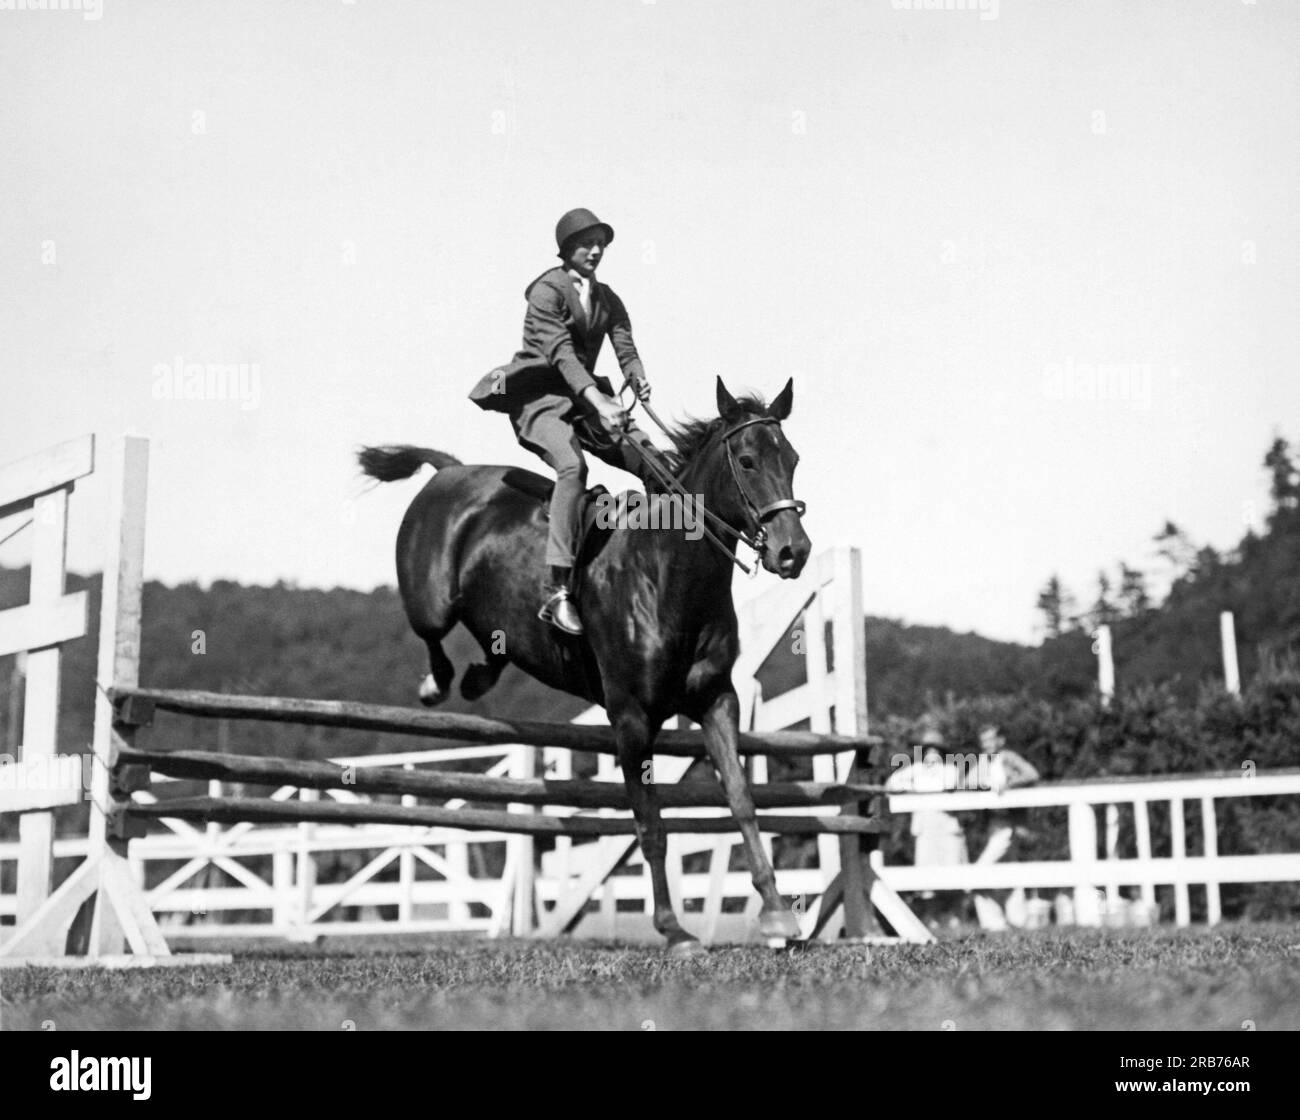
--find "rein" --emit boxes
[612,387,807,576]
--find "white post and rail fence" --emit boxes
[885,770,1300,927]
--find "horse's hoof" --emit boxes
[460,663,500,701]
[759,908,802,941]
[666,937,708,958]
[418,675,447,707]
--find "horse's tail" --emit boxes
[357,444,463,482]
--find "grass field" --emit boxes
[2,925,1298,1031]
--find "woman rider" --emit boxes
[468,208,660,635]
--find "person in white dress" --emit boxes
[886,728,968,926]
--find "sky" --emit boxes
[2,0,1297,644]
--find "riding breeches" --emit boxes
[509,394,660,568]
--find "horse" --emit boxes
[358,377,811,952]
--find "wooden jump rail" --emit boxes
[115,747,884,810]
[123,796,886,836]
[110,716,886,837]
[110,687,883,757]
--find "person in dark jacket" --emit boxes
[469,208,660,635]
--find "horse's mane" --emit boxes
[661,393,768,474]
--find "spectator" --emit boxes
[886,727,968,927]
[972,724,1040,929]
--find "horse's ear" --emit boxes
[716,377,743,423]
[769,378,794,421]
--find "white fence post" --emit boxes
[294,790,318,938]
[1202,796,1221,926]
[1133,798,1155,908]
[1170,797,1190,927]
[1104,803,1120,911]
[399,763,416,926]
[1094,625,1115,706]
[510,745,537,936]
[1220,611,1241,696]
[14,486,72,924]
[1068,802,1101,925]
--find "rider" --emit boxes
[469,207,661,636]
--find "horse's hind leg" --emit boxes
[405,585,457,707]
[397,512,460,707]
[461,651,507,701]
[415,628,456,707]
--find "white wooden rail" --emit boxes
[884,768,1300,925]
[0,436,95,927]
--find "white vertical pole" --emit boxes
[443,791,469,924]
[1201,797,1221,926]
[399,762,416,927]
[830,547,872,939]
[87,435,149,957]
[802,580,837,874]
[548,747,572,886]
[1220,612,1241,696]
[831,547,869,740]
[88,436,148,852]
[1133,799,1155,908]
[1068,802,1100,926]
[296,790,318,935]
[1104,804,1120,909]
[15,487,71,925]
[510,744,537,936]
[272,848,293,928]
[1094,625,1115,706]
[1170,797,1190,927]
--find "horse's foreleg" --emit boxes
[614,705,702,955]
[699,689,800,941]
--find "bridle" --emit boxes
[719,415,808,551]
[612,391,807,576]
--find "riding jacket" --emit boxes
[469,266,646,412]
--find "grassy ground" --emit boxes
[2,924,1298,1031]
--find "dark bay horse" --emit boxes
[358,377,811,951]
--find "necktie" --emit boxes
[576,277,591,318]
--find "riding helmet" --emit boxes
[555,208,615,255]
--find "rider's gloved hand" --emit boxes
[581,386,629,435]
[630,375,652,403]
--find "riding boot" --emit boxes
[539,566,583,635]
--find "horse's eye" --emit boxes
[739,455,756,470]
